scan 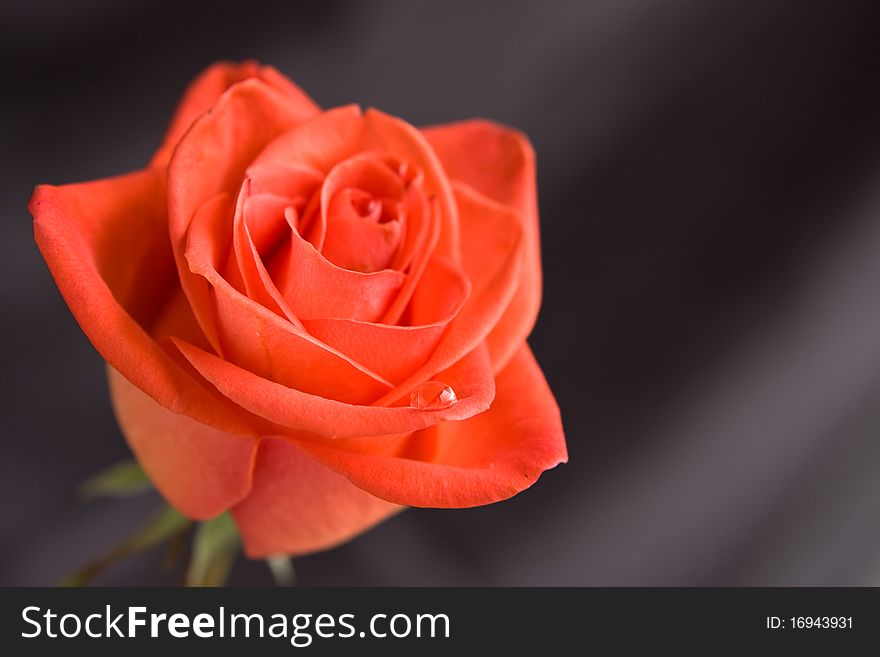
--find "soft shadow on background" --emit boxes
[2,0,880,585]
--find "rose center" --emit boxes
[318,156,412,273]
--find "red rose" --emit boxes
[30,62,567,557]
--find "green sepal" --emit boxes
[78,459,152,500]
[185,513,240,587]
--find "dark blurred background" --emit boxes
[3,0,880,585]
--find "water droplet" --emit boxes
[409,381,457,410]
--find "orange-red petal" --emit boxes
[253,106,459,262]
[167,78,318,355]
[108,367,258,519]
[232,438,400,557]
[423,120,541,371]
[29,170,256,436]
[185,194,394,403]
[268,214,406,323]
[290,344,567,507]
[151,61,319,168]
[230,189,299,319]
[374,182,523,407]
[302,256,470,384]
[171,337,495,439]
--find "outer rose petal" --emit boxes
[29,170,258,436]
[151,61,320,168]
[290,344,567,507]
[232,438,401,557]
[422,120,541,372]
[108,367,258,519]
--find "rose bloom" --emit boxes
[30,62,567,557]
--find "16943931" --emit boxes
[766,616,853,630]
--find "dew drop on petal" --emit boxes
[409,381,457,410]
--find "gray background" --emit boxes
[2,0,880,585]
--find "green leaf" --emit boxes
[78,459,152,500]
[266,555,296,587]
[60,504,190,586]
[186,513,240,587]
[125,505,191,553]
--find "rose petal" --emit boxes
[319,153,406,272]
[362,109,460,263]
[29,170,257,436]
[167,78,317,355]
[171,337,495,439]
[323,191,396,270]
[251,105,363,170]
[302,256,470,384]
[248,110,444,317]
[253,106,458,262]
[380,182,439,325]
[230,188,301,320]
[152,61,319,168]
[374,182,523,406]
[232,438,401,557]
[269,218,406,323]
[230,163,323,325]
[289,344,567,507]
[423,120,541,371]
[246,161,325,198]
[186,194,394,403]
[107,367,258,519]
[322,189,403,272]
